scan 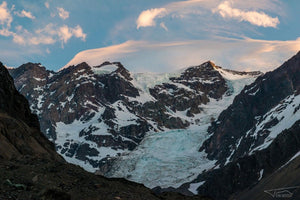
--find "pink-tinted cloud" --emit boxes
[57,7,69,20]
[62,37,300,72]
[15,10,35,19]
[215,1,279,28]
[136,8,167,29]
[0,1,12,27]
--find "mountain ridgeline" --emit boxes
[188,51,300,199]
[6,51,300,200]
[9,60,261,172]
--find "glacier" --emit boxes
[106,71,258,188]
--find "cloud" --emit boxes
[57,7,69,20]
[136,8,167,29]
[0,1,13,28]
[136,0,280,30]
[63,37,300,73]
[215,1,279,28]
[1,23,87,46]
[72,25,86,41]
[0,39,46,68]
[160,22,168,31]
[12,34,25,45]
[136,0,216,29]
[0,1,86,48]
[61,40,146,70]
[15,10,35,19]
[29,36,56,45]
[58,25,86,46]
[45,2,50,9]
[58,25,72,43]
[0,28,12,37]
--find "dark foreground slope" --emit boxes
[233,146,300,200]
[0,62,210,200]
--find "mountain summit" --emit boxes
[9,60,262,185]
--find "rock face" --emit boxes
[201,51,300,165]
[0,62,210,200]
[196,120,300,200]
[0,62,55,160]
[9,60,261,171]
[0,62,40,130]
[173,51,300,200]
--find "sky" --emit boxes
[0,0,299,72]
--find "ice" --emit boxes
[188,181,205,195]
[92,64,119,75]
[52,62,260,188]
[106,69,259,189]
[128,72,181,104]
[107,125,216,189]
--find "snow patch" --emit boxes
[188,181,205,195]
[258,169,264,181]
[92,64,119,75]
[279,151,300,170]
[250,94,300,153]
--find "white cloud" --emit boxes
[1,23,87,46]
[58,25,86,46]
[45,2,50,9]
[29,36,56,45]
[57,7,69,20]
[15,10,35,19]
[72,25,86,41]
[35,23,57,35]
[136,0,281,30]
[0,1,13,27]
[12,34,25,45]
[136,8,167,29]
[136,0,216,29]
[0,28,12,37]
[215,1,279,28]
[63,38,300,73]
[58,25,72,43]
[160,22,168,31]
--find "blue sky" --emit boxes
[0,0,299,72]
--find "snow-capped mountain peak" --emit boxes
[9,60,262,188]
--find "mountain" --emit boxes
[9,60,261,185]
[0,61,210,200]
[170,51,300,199]
[201,51,300,165]
[6,51,300,199]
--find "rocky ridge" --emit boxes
[9,61,261,172]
